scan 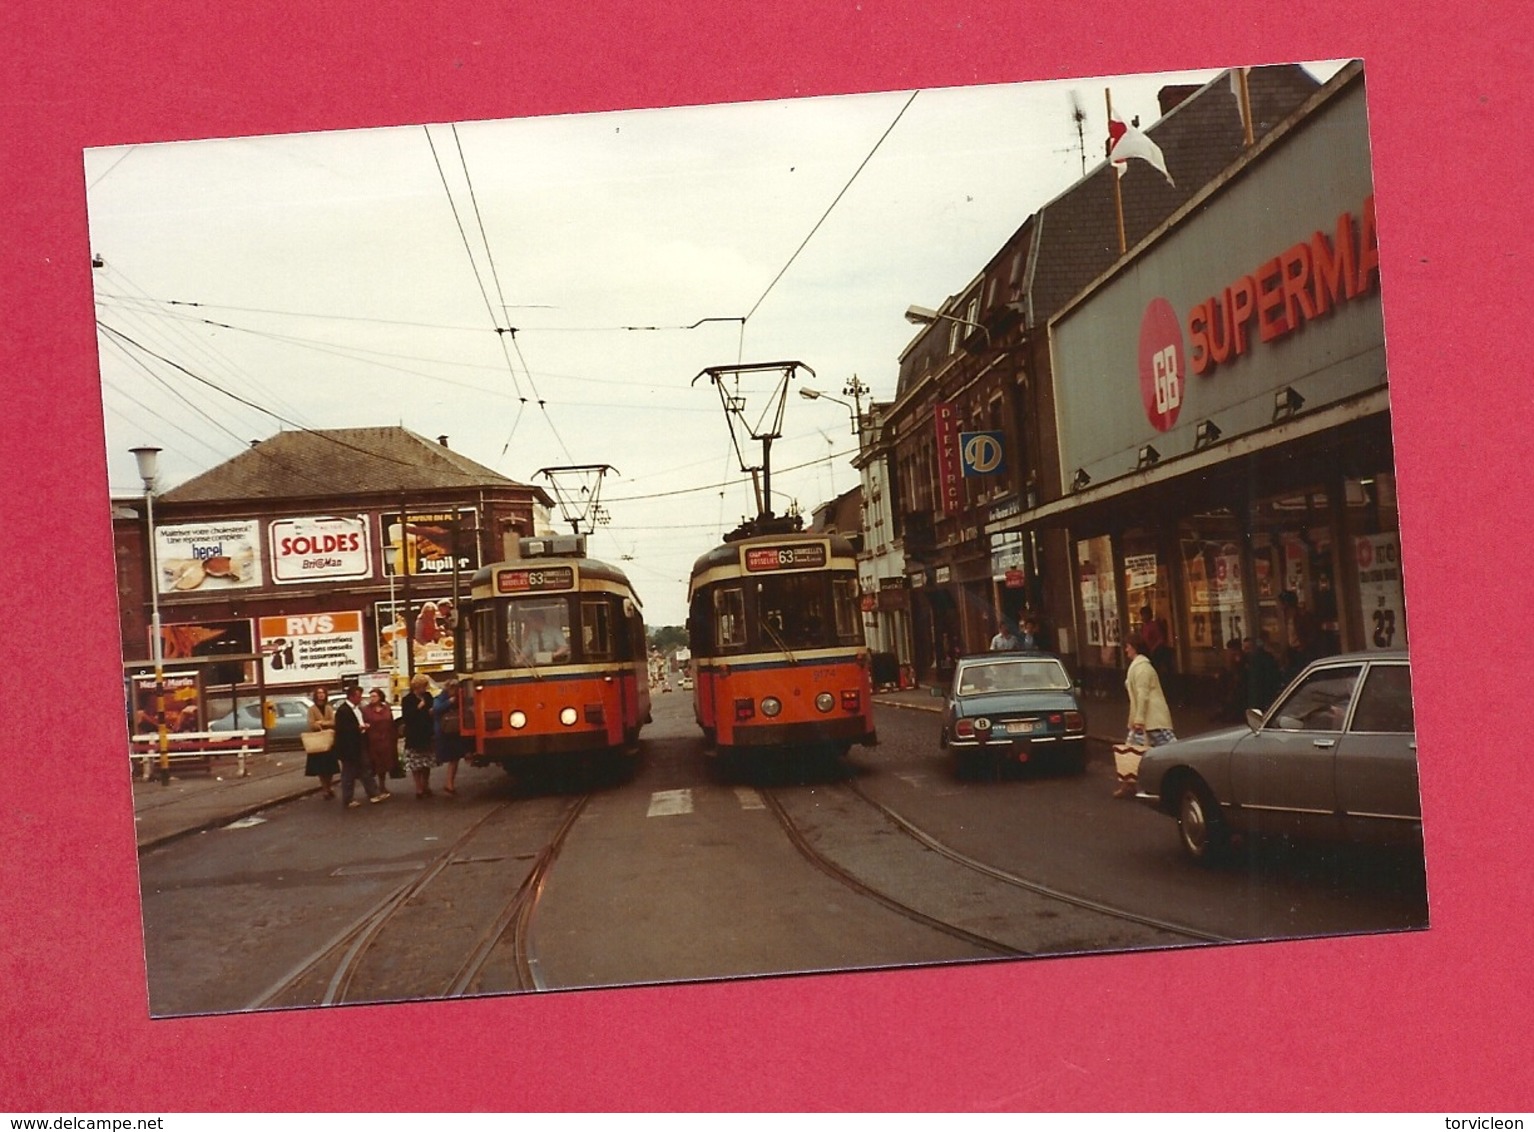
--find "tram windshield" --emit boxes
[755,572,862,650]
[506,597,572,666]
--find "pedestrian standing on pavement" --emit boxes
[362,688,398,796]
[335,685,387,809]
[433,679,467,797]
[304,687,339,800]
[400,673,437,799]
[1118,632,1177,799]
[989,621,1020,651]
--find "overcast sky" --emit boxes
[86,61,1343,627]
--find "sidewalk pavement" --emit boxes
[131,694,1244,852]
[870,685,1240,746]
[132,745,319,852]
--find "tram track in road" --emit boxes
[762,778,1226,959]
[759,789,1027,958]
[244,793,589,1010]
[445,793,589,994]
[841,780,1229,945]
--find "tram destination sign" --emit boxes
[496,564,576,594]
[743,542,829,572]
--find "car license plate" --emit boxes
[1004,721,1036,735]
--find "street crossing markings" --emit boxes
[647,789,694,817]
[733,787,766,811]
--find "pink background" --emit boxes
[3,2,1525,1111]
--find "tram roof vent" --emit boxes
[518,534,586,560]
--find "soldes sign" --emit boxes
[269,516,373,583]
[1135,196,1379,431]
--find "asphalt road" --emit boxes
[135,689,1428,1017]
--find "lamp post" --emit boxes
[130,446,169,785]
[904,304,993,350]
[797,386,858,434]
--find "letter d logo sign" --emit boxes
[960,431,1006,477]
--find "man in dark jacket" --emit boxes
[335,685,386,808]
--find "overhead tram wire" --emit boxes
[93,268,312,427]
[94,292,500,334]
[423,124,532,458]
[95,320,532,487]
[742,89,919,324]
[604,445,857,504]
[448,122,573,465]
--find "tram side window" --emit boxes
[473,608,499,670]
[507,598,572,666]
[714,587,746,649]
[832,576,861,644]
[581,599,614,662]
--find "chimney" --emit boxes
[1158,84,1201,116]
[438,435,450,448]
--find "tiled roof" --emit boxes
[1027,64,1321,326]
[894,63,1323,402]
[161,426,549,504]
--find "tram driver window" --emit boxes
[714,587,746,649]
[581,599,614,661]
[507,598,572,666]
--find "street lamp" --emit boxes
[798,386,858,434]
[130,446,170,785]
[904,304,993,349]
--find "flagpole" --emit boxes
[1106,88,1126,256]
[1237,67,1255,147]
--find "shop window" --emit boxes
[1345,474,1407,653]
[1075,535,1121,666]
[1252,487,1341,665]
[1178,509,1247,679]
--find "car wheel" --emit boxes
[1176,779,1228,864]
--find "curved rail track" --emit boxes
[245,794,588,1010]
[761,779,1227,957]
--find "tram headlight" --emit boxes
[761,696,783,718]
[815,692,835,713]
[559,706,579,726]
[509,710,528,730]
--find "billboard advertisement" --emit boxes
[375,599,456,673]
[152,520,262,593]
[257,610,367,687]
[154,619,255,686]
[380,508,477,577]
[269,515,372,584]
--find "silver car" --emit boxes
[1135,651,1419,862]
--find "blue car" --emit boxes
[939,651,1087,776]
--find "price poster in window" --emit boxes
[1354,533,1406,650]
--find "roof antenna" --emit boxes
[1069,90,1087,177]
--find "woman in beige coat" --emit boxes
[1118,632,1177,798]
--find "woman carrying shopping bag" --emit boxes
[1116,632,1177,799]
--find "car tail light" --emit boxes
[735,698,755,721]
[1064,711,1084,731]
[954,719,975,739]
[840,689,860,712]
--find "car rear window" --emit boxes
[958,659,1070,694]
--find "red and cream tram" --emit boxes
[686,521,877,760]
[460,535,650,772]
